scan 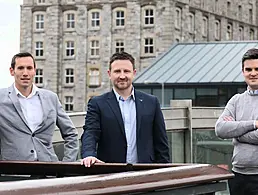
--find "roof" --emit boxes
[134,41,258,84]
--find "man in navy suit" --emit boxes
[81,51,170,167]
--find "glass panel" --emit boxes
[164,88,173,107]
[135,88,151,94]
[193,129,233,167]
[174,88,195,99]
[197,88,217,96]
[167,131,185,163]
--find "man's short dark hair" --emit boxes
[109,51,135,70]
[11,52,36,69]
[242,48,258,70]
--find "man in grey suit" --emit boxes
[0,52,79,162]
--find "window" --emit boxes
[227,1,231,15]
[214,20,220,40]
[115,39,124,53]
[144,38,154,54]
[239,26,244,41]
[238,5,242,20]
[249,8,253,23]
[250,29,255,40]
[89,68,100,86]
[175,7,182,29]
[35,41,44,57]
[143,6,155,26]
[90,40,100,57]
[65,41,75,57]
[64,96,73,112]
[202,16,208,37]
[35,14,44,30]
[38,0,45,3]
[113,8,126,27]
[35,69,43,85]
[66,13,75,29]
[65,68,74,84]
[188,13,195,33]
[226,23,233,40]
[89,10,100,28]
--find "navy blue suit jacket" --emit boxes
[81,90,170,163]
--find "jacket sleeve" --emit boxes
[55,94,79,162]
[215,94,255,139]
[81,97,101,158]
[153,97,170,163]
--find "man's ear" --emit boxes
[107,69,111,78]
[9,67,14,76]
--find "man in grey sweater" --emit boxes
[215,48,258,195]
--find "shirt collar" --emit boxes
[14,84,39,98]
[113,87,135,102]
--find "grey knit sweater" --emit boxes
[215,91,258,174]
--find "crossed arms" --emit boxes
[215,98,258,145]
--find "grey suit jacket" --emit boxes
[0,85,79,162]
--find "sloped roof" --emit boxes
[134,41,258,84]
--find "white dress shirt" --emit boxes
[14,84,43,160]
[113,88,138,164]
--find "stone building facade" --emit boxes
[20,0,258,112]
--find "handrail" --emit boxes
[0,162,233,195]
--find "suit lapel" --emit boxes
[36,90,48,130]
[106,91,126,137]
[8,86,30,130]
[135,91,143,138]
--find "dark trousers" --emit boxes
[229,171,258,195]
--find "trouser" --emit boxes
[228,171,258,195]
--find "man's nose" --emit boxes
[119,72,126,78]
[23,69,29,76]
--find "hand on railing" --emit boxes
[80,156,104,167]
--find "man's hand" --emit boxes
[256,121,258,129]
[223,116,234,121]
[80,156,104,167]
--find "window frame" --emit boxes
[63,11,76,31]
[175,7,182,30]
[89,39,100,58]
[113,7,126,29]
[88,68,100,87]
[214,19,221,40]
[35,41,44,58]
[65,68,74,85]
[35,68,44,87]
[142,5,155,27]
[89,9,101,30]
[34,12,45,31]
[114,39,125,53]
[65,40,75,58]
[64,96,74,112]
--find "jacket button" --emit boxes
[32,133,35,137]
[30,150,34,153]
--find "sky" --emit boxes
[0,0,23,88]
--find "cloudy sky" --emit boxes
[0,0,22,88]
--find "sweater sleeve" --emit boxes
[238,129,258,144]
[215,94,255,139]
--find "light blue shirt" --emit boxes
[113,88,138,164]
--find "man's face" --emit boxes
[108,60,136,91]
[9,56,36,90]
[243,59,258,90]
